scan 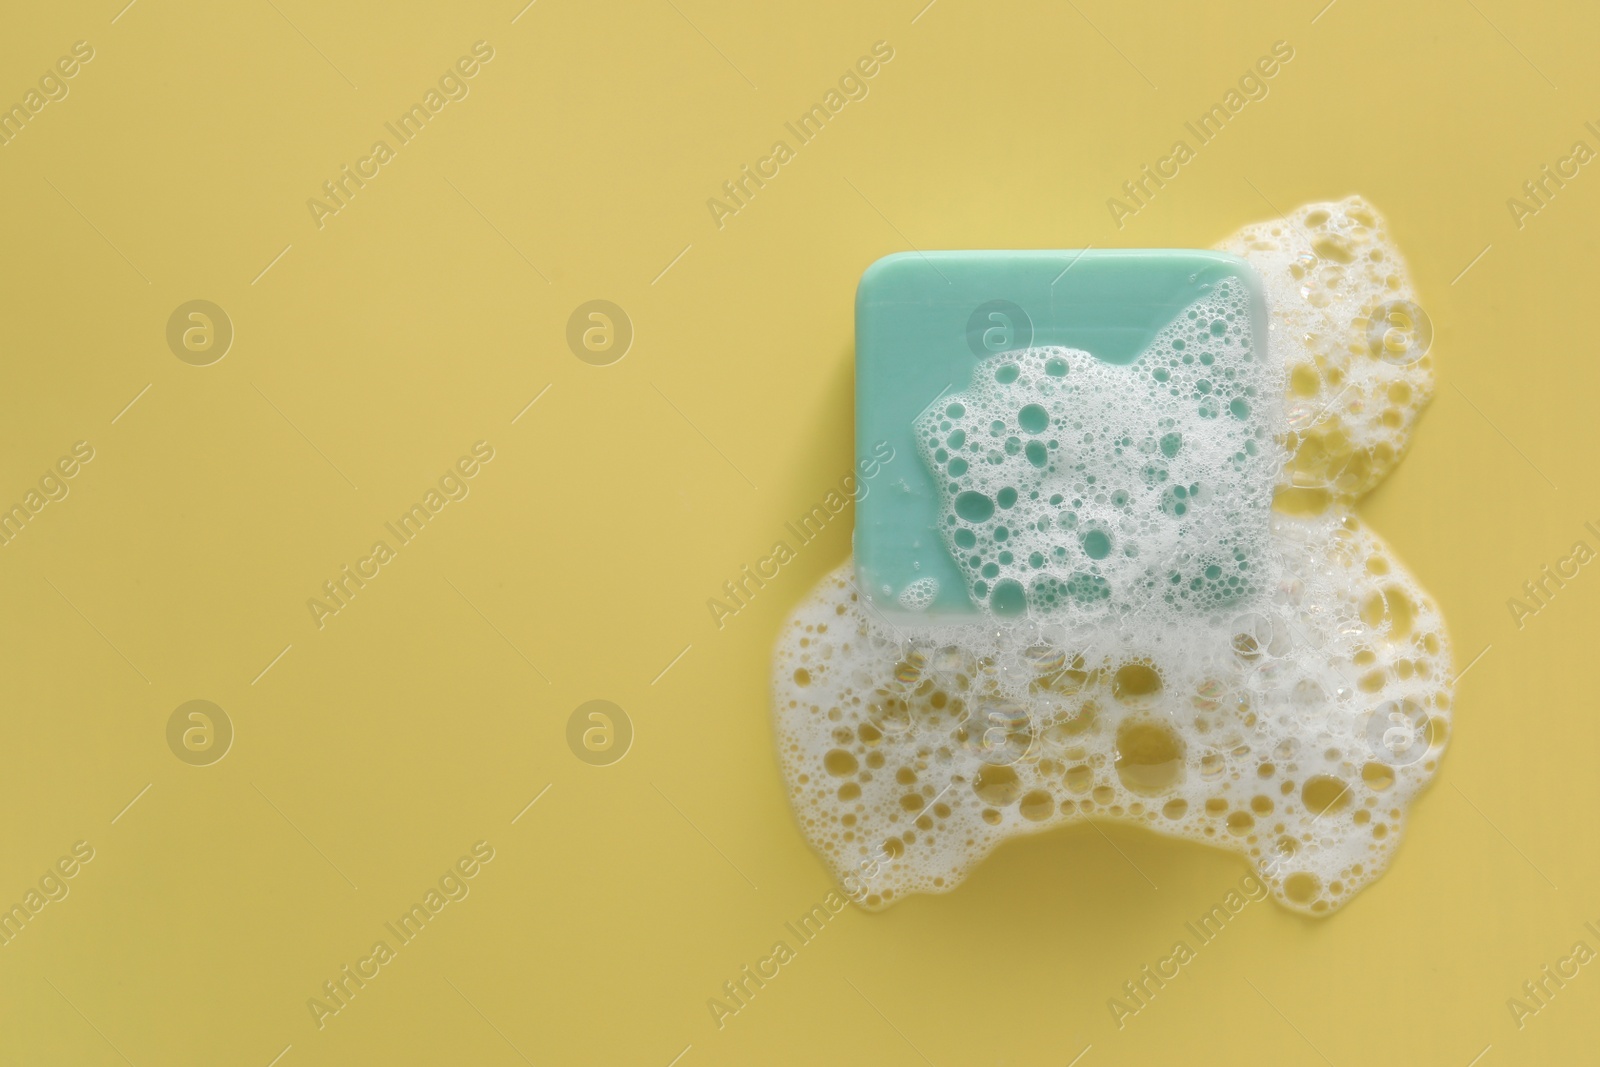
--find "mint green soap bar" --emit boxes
[854,250,1272,618]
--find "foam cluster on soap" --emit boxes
[772,197,1450,915]
[915,277,1276,619]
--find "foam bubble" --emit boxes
[897,576,939,611]
[772,197,1449,915]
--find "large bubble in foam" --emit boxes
[772,197,1449,915]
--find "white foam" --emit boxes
[896,576,939,611]
[772,197,1449,914]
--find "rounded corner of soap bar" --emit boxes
[1196,248,1266,290]
[856,251,932,305]
[1203,248,1255,272]
[858,250,922,281]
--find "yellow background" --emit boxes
[0,0,1595,1063]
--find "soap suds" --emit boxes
[916,276,1275,619]
[772,197,1448,915]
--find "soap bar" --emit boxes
[777,203,1453,918]
[854,250,1274,619]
